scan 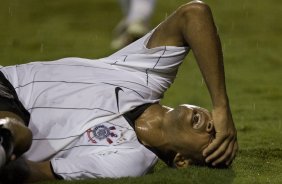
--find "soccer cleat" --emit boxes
[110,32,134,50]
[111,21,149,50]
[127,22,149,38]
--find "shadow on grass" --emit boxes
[38,165,236,184]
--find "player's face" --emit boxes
[164,104,214,164]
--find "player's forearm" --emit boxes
[194,40,230,110]
[192,33,229,108]
[180,2,230,109]
[0,111,32,157]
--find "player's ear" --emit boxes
[173,153,193,168]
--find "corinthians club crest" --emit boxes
[86,124,118,144]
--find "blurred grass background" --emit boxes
[1,0,282,183]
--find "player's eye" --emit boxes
[193,113,200,123]
[192,113,202,129]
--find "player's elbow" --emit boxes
[176,1,212,22]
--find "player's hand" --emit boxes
[203,106,238,166]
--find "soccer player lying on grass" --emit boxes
[0,1,237,183]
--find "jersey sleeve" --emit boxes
[50,147,157,180]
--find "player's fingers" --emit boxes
[226,140,238,166]
[211,139,235,166]
[203,134,227,157]
[205,137,230,164]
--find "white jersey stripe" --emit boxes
[28,106,115,113]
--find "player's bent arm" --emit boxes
[176,2,238,166]
[147,1,238,166]
[174,2,237,166]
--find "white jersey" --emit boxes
[0,30,190,179]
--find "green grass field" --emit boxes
[1,0,281,183]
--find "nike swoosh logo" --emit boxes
[115,87,124,112]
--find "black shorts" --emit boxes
[0,71,30,125]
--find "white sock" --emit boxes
[126,0,156,25]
